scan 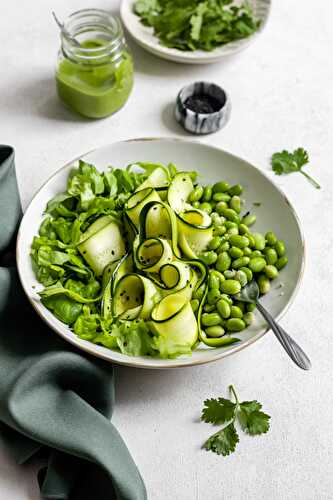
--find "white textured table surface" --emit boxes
[1,1,333,499]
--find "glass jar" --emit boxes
[56,9,134,119]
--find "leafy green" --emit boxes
[271,148,321,189]
[202,385,271,456]
[41,294,83,325]
[202,398,236,424]
[203,422,239,456]
[133,0,260,51]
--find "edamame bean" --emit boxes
[212,269,226,287]
[204,303,216,313]
[225,221,238,229]
[235,270,248,287]
[214,226,227,236]
[215,201,229,214]
[229,246,244,259]
[234,301,245,312]
[201,312,223,327]
[231,306,243,319]
[221,208,240,224]
[211,212,221,225]
[252,232,266,250]
[241,214,256,227]
[228,184,243,196]
[276,256,288,270]
[229,235,250,248]
[275,240,286,257]
[243,312,254,326]
[217,298,231,319]
[243,247,252,257]
[249,257,266,273]
[216,252,231,272]
[205,326,225,338]
[226,318,246,332]
[247,234,256,247]
[199,202,212,214]
[265,231,277,246]
[207,289,221,305]
[247,302,256,312]
[221,294,233,305]
[208,236,222,251]
[213,192,231,202]
[238,224,249,235]
[200,251,217,266]
[192,201,200,209]
[232,256,250,269]
[190,299,199,313]
[251,250,263,258]
[189,185,203,202]
[227,227,239,236]
[264,247,278,265]
[213,181,230,193]
[224,270,236,279]
[258,275,270,294]
[240,266,253,282]
[230,195,242,213]
[217,241,230,253]
[221,280,241,295]
[202,185,213,202]
[208,271,220,290]
[264,265,279,279]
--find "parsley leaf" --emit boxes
[202,398,236,425]
[201,385,271,457]
[203,422,239,456]
[271,148,321,189]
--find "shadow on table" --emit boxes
[114,360,231,406]
[127,36,238,78]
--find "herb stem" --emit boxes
[300,170,321,189]
[229,385,239,406]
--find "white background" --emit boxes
[1,1,333,499]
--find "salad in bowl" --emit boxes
[30,160,288,359]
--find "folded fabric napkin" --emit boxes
[0,146,146,500]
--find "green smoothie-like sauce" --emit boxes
[56,39,134,119]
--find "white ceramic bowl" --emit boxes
[120,0,271,64]
[17,138,305,369]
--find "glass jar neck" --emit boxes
[61,9,124,65]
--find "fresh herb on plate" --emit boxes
[201,385,270,456]
[133,0,261,52]
[271,148,321,190]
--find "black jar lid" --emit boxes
[175,81,231,135]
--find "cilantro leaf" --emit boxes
[203,422,239,456]
[271,148,321,189]
[201,386,271,457]
[201,398,236,425]
[238,400,270,435]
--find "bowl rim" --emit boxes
[120,0,272,64]
[16,137,306,369]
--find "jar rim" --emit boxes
[62,8,123,61]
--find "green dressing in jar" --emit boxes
[56,10,134,119]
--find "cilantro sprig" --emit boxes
[271,148,321,189]
[201,385,270,456]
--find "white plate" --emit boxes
[121,0,271,64]
[17,138,305,369]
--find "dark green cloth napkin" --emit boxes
[0,146,147,500]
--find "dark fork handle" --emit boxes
[256,301,311,370]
